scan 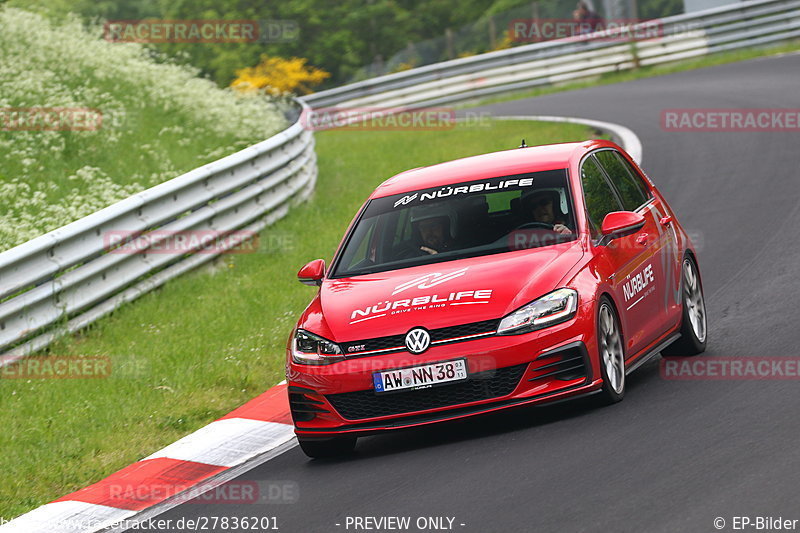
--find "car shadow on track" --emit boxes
[304,355,663,464]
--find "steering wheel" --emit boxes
[514,221,555,230]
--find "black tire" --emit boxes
[596,297,625,404]
[298,436,357,459]
[662,256,707,357]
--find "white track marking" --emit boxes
[144,418,295,468]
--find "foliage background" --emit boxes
[5,0,685,88]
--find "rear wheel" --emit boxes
[298,436,357,459]
[597,298,625,404]
[662,256,707,356]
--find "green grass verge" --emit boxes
[0,119,594,519]
[464,39,800,109]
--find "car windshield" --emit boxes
[331,169,576,277]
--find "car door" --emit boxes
[598,150,683,332]
[594,149,679,338]
[580,153,656,359]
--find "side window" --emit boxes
[581,156,623,237]
[594,150,650,211]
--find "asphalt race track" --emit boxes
[141,53,800,533]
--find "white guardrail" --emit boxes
[302,0,800,109]
[0,100,317,363]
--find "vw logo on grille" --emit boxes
[405,328,431,354]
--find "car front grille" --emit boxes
[340,318,499,357]
[325,363,527,420]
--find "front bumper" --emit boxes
[287,301,601,437]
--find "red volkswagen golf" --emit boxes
[287,139,707,458]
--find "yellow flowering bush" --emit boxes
[231,56,330,95]
[492,31,514,51]
[390,61,418,73]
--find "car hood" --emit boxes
[318,242,584,342]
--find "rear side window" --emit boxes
[486,190,518,212]
[581,156,623,237]
[594,150,650,211]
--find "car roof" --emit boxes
[370,140,613,199]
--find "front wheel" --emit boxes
[298,436,357,459]
[662,256,707,356]
[597,298,625,404]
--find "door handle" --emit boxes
[636,233,649,246]
[659,215,673,227]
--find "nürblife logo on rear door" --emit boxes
[623,263,655,310]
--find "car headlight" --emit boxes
[497,288,578,335]
[291,329,344,365]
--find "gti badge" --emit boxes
[405,328,431,354]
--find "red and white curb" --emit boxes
[1,382,295,532]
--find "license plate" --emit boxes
[373,359,468,394]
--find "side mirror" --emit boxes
[297,259,325,286]
[599,211,646,244]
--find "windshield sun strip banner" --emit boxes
[382,170,567,211]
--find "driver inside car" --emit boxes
[521,190,573,235]
[410,205,457,255]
